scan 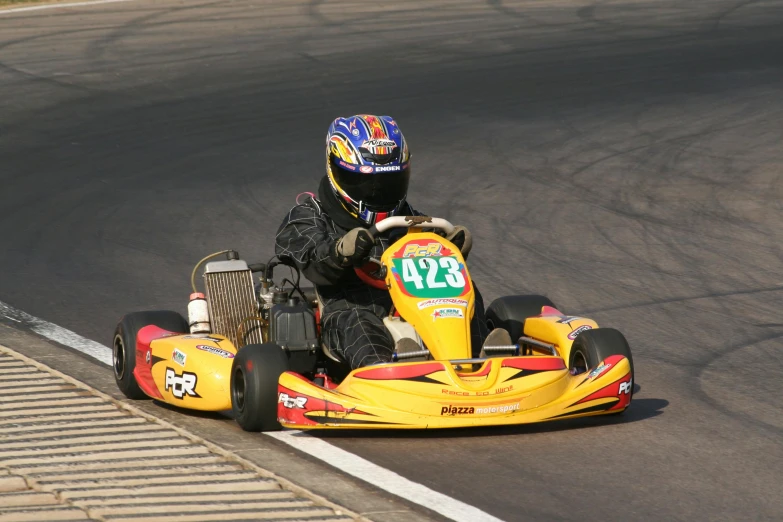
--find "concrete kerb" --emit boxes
[0,343,367,522]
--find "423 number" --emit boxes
[400,257,465,290]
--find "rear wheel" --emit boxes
[568,327,634,382]
[113,311,188,400]
[231,343,289,432]
[485,295,557,341]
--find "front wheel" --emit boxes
[568,328,634,383]
[486,295,557,341]
[231,343,289,432]
[113,311,188,400]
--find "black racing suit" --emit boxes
[274,177,488,369]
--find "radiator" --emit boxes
[204,260,264,348]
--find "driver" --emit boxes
[275,115,495,369]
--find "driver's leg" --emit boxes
[322,300,394,369]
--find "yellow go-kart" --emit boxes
[112,216,633,432]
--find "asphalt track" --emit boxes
[1,0,782,520]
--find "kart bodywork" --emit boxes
[279,344,631,429]
[116,216,633,430]
[277,226,632,429]
[133,327,236,412]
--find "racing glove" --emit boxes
[447,225,473,258]
[333,227,375,266]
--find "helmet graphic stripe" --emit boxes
[362,115,387,139]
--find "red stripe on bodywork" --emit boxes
[277,385,319,426]
[132,325,175,399]
[540,306,565,316]
[572,370,632,410]
[354,362,445,380]
[501,358,566,371]
[589,354,625,380]
[277,385,370,426]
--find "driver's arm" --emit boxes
[275,204,370,286]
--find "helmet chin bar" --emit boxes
[357,199,404,226]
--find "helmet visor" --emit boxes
[330,155,410,211]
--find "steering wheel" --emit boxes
[354,216,456,289]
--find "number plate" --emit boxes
[390,239,471,298]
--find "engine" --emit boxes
[188,251,319,373]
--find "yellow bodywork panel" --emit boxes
[278,354,631,429]
[146,334,235,411]
[381,232,474,361]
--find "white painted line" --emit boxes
[0,299,505,522]
[267,431,504,522]
[0,0,136,15]
[0,301,112,365]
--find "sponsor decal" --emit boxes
[362,138,397,148]
[182,334,223,343]
[339,160,356,171]
[195,345,234,358]
[441,384,514,397]
[441,386,519,397]
[278,392,308,409]
[172,348,187,367]
[619,379,633,395]
[164,367,199,399]
[567,325,593,340]
[374,165,401,172]
[403,242,443,258]
[418,298,469,309]
[440,402,521,416]
[588,362,612,379]
[475,403,520,415]
[432,308,464,320]
[442,389,470,396]
[441,405,474,416]
[145,350,151,364]
[359,165,373,173]
[556,316,582,325]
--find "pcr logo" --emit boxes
[278,392,308,409]
[164,367,199,399]
[619,379,633,395]
[403,242,442,258]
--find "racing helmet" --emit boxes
[325,115,411,226]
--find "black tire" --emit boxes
[113,311,188,400]
[231,343,289,432]
[568,328,634,380]
[485,295,557,341]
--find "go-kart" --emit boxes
[112,216,633,431]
